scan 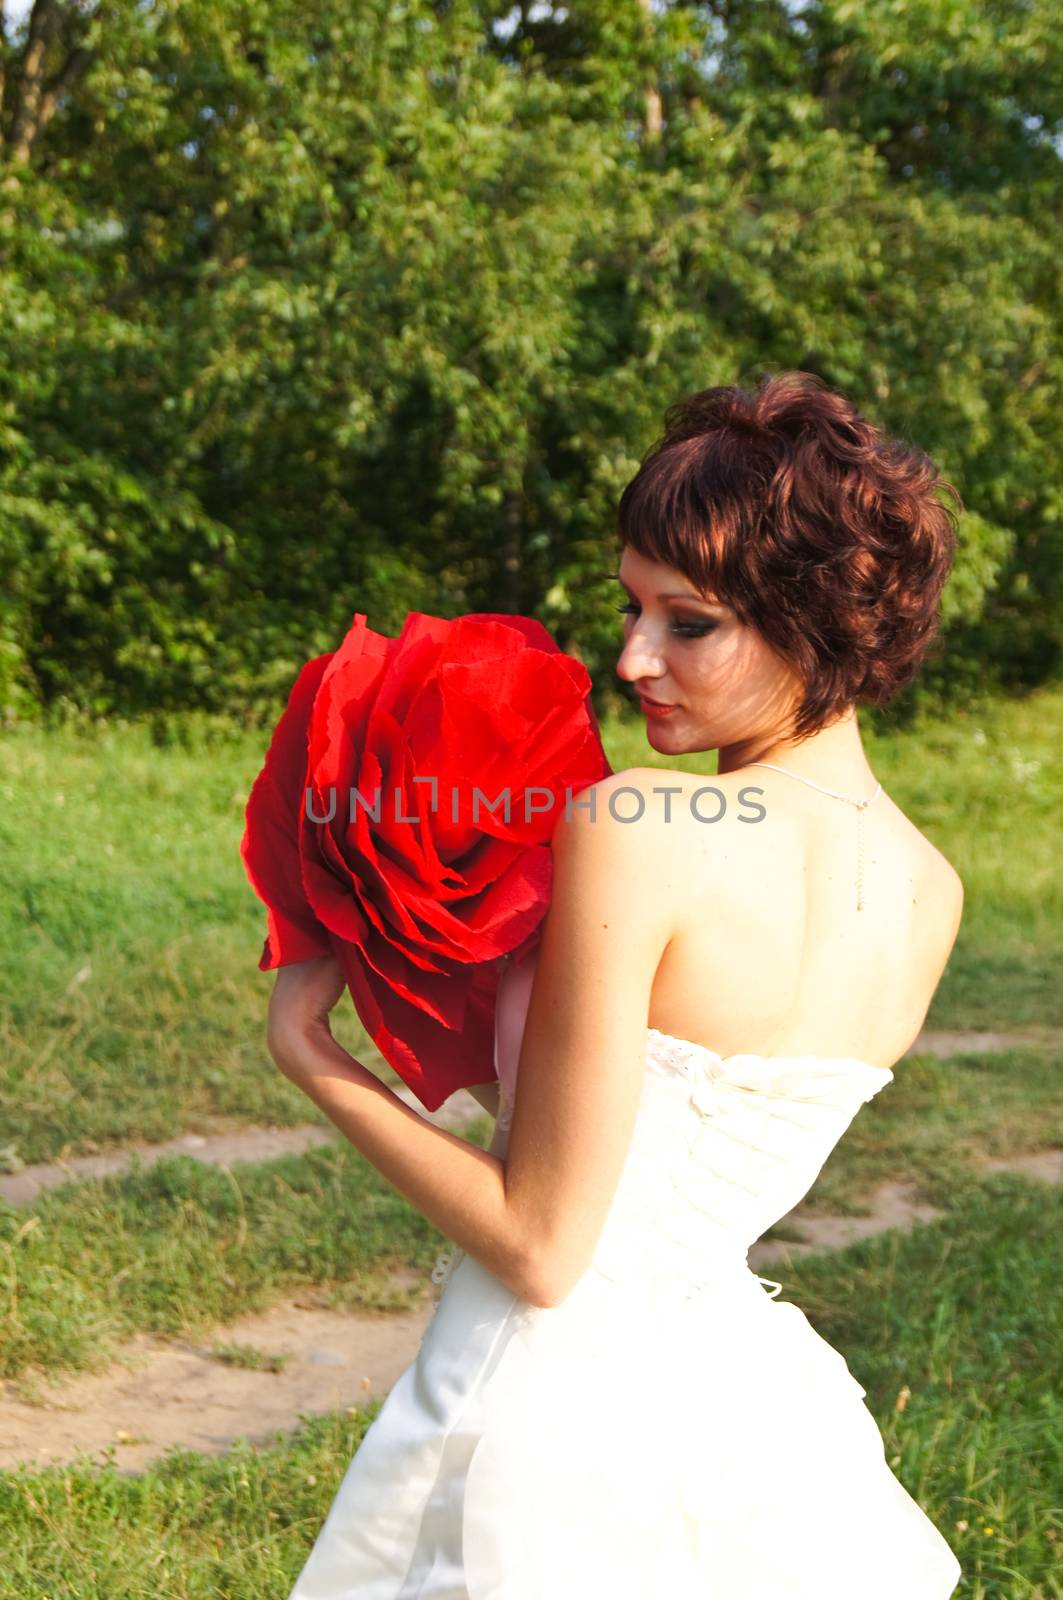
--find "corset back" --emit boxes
[489,945,892,1295]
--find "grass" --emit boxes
[0,688,1060,1596]
[0,1038,1060,1389]
[210,1341,291,1374]
[1,685,1059,1167]
[0,1172,1059,1599]
[785,1040,1063,1219]
[0,1129,494,1389]
[792,1173,1063,1598]
[0,721,383,1165]
[867,691,1061,1029]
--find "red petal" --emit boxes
[240,653,335,967]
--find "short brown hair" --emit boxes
[617,371,962,738]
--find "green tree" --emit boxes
[0,0,1058,722]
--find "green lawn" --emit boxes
[1,691,1060,1599]
[1,1172,1059,1599]
[2,1040,1061,1390]
[0,1132,492,1389]
[1,687,1059,1167]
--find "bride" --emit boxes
[267,371,965,1597]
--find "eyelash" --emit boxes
[615,603,717,640]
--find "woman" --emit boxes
[269,371,965,1597]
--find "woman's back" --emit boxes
[643,768,964,1071]
[286,372,967,1599]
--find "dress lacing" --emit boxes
[590,1030,785,1299]
[428,1047,789,1307]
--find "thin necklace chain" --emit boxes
[745,761,883,912]
[745,762,882,809]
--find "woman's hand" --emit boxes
[267,954,347,1077]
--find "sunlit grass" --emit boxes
[3,1036,1062,1389]
[1,686,1058,1165]
[0,692,1059,1593]
[792,1041,1063,1219]
[0,1125,493,1387]
[1,1172,1059,1598]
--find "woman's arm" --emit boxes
[267,770,676,1310]
[267,962,535,1301]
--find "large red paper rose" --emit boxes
[240,611,612,1110]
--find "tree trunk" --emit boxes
[637,0,663,141]
[4,0,97,167]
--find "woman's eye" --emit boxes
[615,603,716,640]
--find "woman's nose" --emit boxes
[615,627,664,683]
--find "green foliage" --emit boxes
[0,0,1059,720]
[1,1175,1062,1595]
[0,1141,454,1381]
[0,689,1057,1176]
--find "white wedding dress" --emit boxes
[288,945,962,1599]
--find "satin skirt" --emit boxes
[286,1244,962,1600]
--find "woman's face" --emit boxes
[613,546,805,758]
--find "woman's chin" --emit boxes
[644,720,686,753]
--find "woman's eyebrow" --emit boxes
[611,573,719,604]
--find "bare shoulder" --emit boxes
[884,792,963,893]
[580,766,760,827]
[568,766,763,863]
[880,798,965,961]
[552,768,715,912]
[916,830,965,937]
[927,839,965,903]
[555,767,688,858]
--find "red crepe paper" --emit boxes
[240,611,612,1110]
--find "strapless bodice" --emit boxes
[593,1027,889,1292]
[432,947,894,1304]
[499,940,890,1292]
[492,1016,892,1297]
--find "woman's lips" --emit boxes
[638,696,679,717]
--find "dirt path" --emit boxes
[0,1086,487,1209]
[0,1289,434,1475]
[1,1030,1058,1475]
[2,1027,1049,1211]
[913,1027,1049,1058]
[0,1176,936,1475]
[4,1147,1060,1475]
